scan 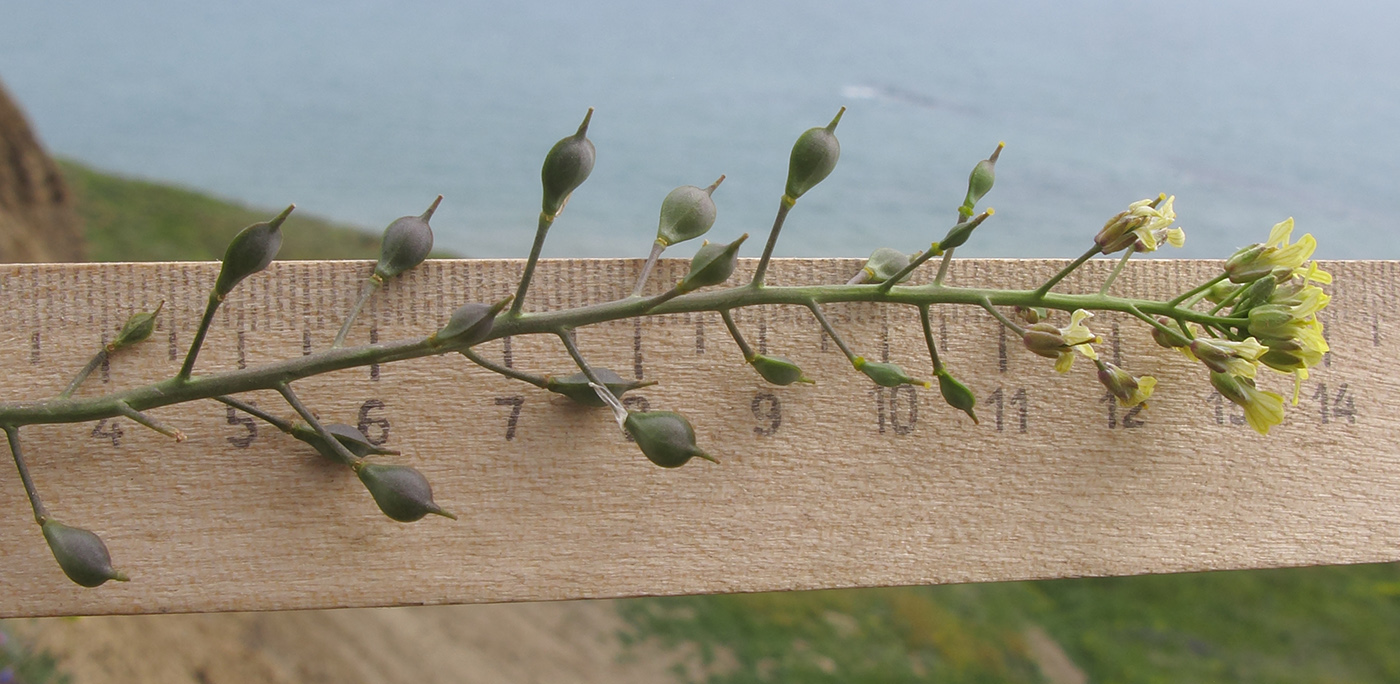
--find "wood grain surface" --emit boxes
[0,257,1393,618]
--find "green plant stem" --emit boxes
[459,348,548,388]
[59,349,108,399]
[805,301,858,364]
[632,242,666,297]
[918,305,945,373]
[115,401,185,441]
[719,309,755,360]
[4,426,47,523]
[1169,272,1230,307]
[0,281,1246,430]
[933,249,955,286]
[275,383,359,466]
[177,291,222,381]
[1126,305,1185,341]
[1033,245,1102,298]
[979,299,1028,336]
[509,213,556,317]
[333,276,382,348]
[750,197,794,287]
[1209,283,1249,315]
[214,395,295,433]
[557,330,627,424]
[1100,250,1135,295]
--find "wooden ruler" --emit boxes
[0,257,1395,618]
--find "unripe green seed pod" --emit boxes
[215,204,293,297]
[858,247,915,284]
[430,296,513,347]
[1233,275,1277,314]
[1260,348,1309,373]
[1247,304,1298,339]
[936,370,978,424]
[748,354,813,386]
[854,357,930,388]
[374,195,441,280]
[623,411,716,468]
[108,302,164,352]
[541,109,596,217]
[679,234,748,293]
[1204,280,1242,305]
[41,519,128,587]
[546,368,655,407]
[656,176,723,247]
[292,423,399,461]
[355,463,455,522]
[960,141,1004,218]
[937,209,993,252]
[784,108,844,201]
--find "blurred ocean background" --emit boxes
[1,0,1397,260]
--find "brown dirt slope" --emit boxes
[0,77,82,262]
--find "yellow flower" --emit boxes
[1189,336,1266,378]
[1096,195,1178,253]
[1225,218,1322,283]
[1096,360,1156,407]
[1023,310,1100,373]
[1210,371,1285,435]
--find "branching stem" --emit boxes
[751,197,794,287]
[510,212,556,317]
[177,292,222,381]
[1033,245,1102,298]
[460,348,548,388]
[1100,250,1135,295]
[719,309,755,360]
[275,383,359,466]
[59,349,108,399]
[805,301,858,364]
[334,276,382,348]
[4,426,47,523]
[918,305,945,373]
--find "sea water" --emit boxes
[1,0,1396,259]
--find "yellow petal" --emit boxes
[1266,217,1295,247]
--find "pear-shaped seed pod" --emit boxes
[292,423,399,461]
[784,108,844,200]
[936,209,993,252]
[858,247,915,284]
[656,176,723,247]
[678,234,748,293]
[41,519,128,587]
[431,296,512,347]
[215,204,293,297]
[748,354,813,386]
[374,195,441,280]
[960,142,1004,217]
[546,368,654,407]
[936,370,978,424]
[356,463,455,522]
[541,109,596,217]
[623,411,716,468]
[108,302,164,352]
[854,358,929,388]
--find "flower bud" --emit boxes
[748,354,813,386]
[1022,323,1066,359]
[355,463,455,522]
[853,357,929,388]
[541,109,596,217]
[655,176,723,247]
[1014,306,1048,325]
[1204,280,1242,305]
[1232,275,1277,314]
[1224,244,1271,284]
[678,234,748,293]
[623,411,716,468]
[1246,304,1299,339]
[430,296,513,347]
[959,141,1003,218]
[1095,361,1155,408]
[784,108,843,201]
[1150,317,1189,349]
[546,368,655,407]
[292,423,399,461]
[856,247,916,284]
[41,519,128,587]
[936,370,978,423]
[108,302,163,352]
[214,204,293,297]
[374,195,440,280]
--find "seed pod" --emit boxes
[215,204,293,297]
[1232,275,1278,314]
[541,109,596,217]
[108,302,164,352]
[936,209,993,252]
[748,354,813,386]
[656,176,723,247]
[430,296,513,347]
[857,247,915,284]
[41,519,128,587]
[784,108,844,201]
[355,463,455,522]
[854,357,929,388]
[291,423,399,461]
[678,234,748,293]
[1204,280,1242,305]
[936,370,978,423]
[546,368,655,407]
[374,195,441,280]
[623,411,716,468]
[960,141,1004,218]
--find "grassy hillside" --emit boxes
[57,159,386,262]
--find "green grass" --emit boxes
[619,563,1400,684]
[57,159,386,262]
